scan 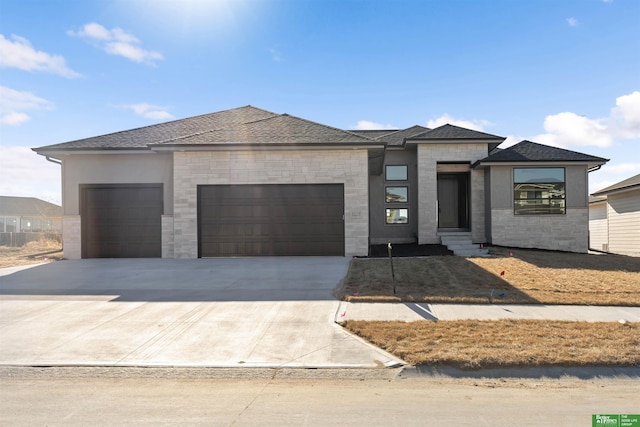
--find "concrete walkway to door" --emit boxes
[0,258,403,368]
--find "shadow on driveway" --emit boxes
[0,258,350,302]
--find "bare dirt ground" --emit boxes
[0,239,63,269]
[340,246,640,306]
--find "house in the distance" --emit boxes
[589,174,640,256]
[33,106,608,259]
[0,196,62,246]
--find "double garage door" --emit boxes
[198,184,344,257]
[80,183,344,258]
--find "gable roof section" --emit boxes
[408,124,504,141]
[474,140,609,168]
[34,106,379,152]
[0,196,61,217]
[591,173,640,197]
[152,113,379,147]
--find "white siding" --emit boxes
[589,201,608,251]
[607,189,640,256]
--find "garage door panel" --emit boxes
[198,184,344,257]
[81,185,162,259]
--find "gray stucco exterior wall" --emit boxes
[59,153,173,259]
[486,164,591,252]
[369,148,418,245]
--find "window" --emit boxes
[386,208,408,224]
[514,168,565,215]
[385,165,407,181]
[385,187,408,203]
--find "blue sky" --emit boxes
[1,0,639,205]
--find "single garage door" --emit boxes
[198,184,344,257]
[80,184,163,258]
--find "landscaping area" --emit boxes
[339,246,640,306]
[342,319,639,369]
[340,246,640,369]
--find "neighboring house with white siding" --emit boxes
[590,174,640,256]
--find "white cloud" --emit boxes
[427,113,491,131]
[0,146,61,204]
[610,91,640,138]
[0,34,81,78]
[532,91,640,148]
[68,23,163,66]
[0,86,53,126]
[122,103,174,120]
[533,112,612,148]
[353,120,396,130]
[600,162,640,176]
[0,112,30,126]
[499,135,525,148]
[567,17,579,27]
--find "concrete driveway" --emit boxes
[0,258,402,368]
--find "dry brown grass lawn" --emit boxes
[0,239,63,268]
[339,247,640,306]
[342,319,640,369]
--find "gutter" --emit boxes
[45,156,62,165]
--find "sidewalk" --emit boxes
[338,301,640,322]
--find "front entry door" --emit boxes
[437,173,470,229]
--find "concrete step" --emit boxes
[452,248,490,257]
[439,235,489,257]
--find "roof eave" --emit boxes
[33,147,154,156]
[591,184,640,197]
[406,137,505,144]
[472,159,608,169]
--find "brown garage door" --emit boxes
[80,184,163,258]
[198,184,344,257]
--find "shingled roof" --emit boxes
[33,106,278,151]
[408,124,504,141]
[152,113,379,147]
[475,140,609,167]
[376,125,431,146]
[0,196,61,217]
[592,173,640,196]
[34,106,379,152]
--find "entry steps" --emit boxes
[439,233,489,257]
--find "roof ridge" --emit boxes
[277,113,380,142]
[154,113,287,144]
[414,123,504,140]
[513,140,609,161]
[34,106,279,150]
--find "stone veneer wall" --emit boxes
[490,208,589,252]
[171,150,369,258]
[416,144,488,244]
[62,215,81,259]
[161,215,174,258]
